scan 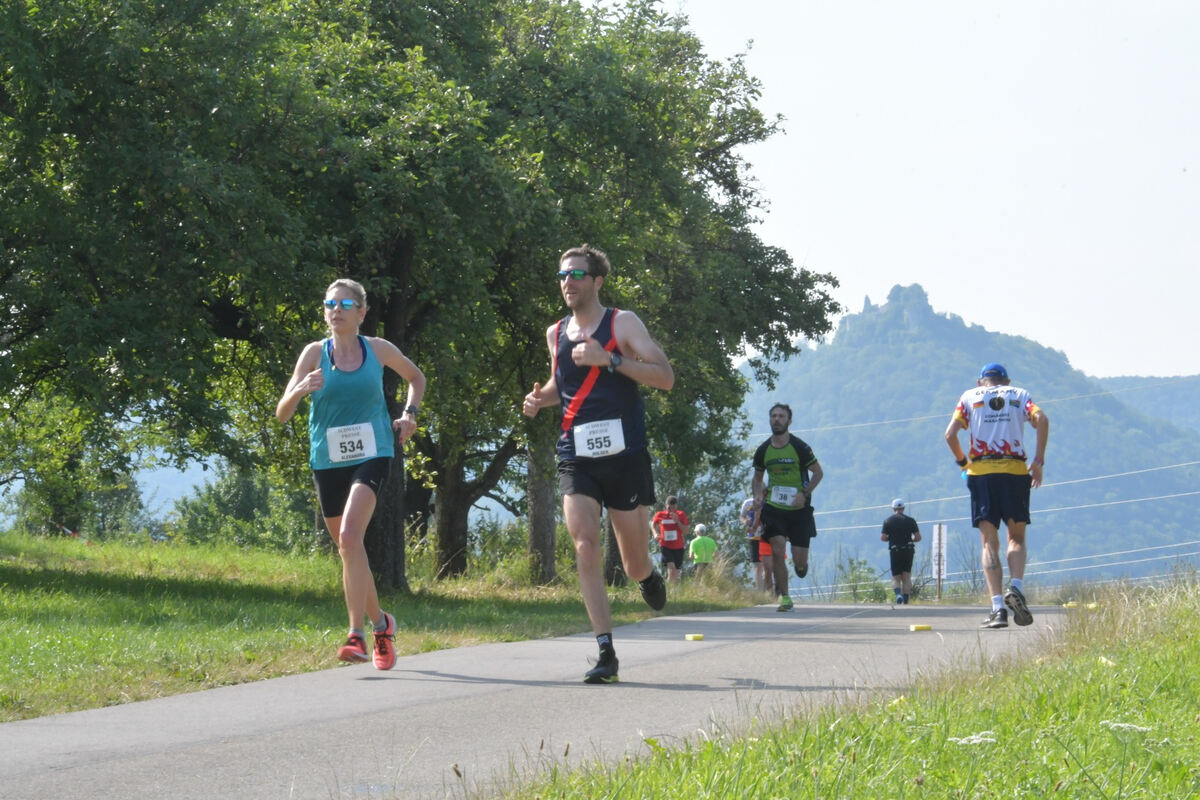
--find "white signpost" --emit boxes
[932,523,948,600]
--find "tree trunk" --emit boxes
[430,432,521,580]
[526,416,558,585]
[364,455,408,592]
[433,454,471,578]
[603,514,626,587]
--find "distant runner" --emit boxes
[749,403,823,612]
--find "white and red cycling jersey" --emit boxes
[951,384,1043,476]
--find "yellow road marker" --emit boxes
[909,624,932,632]
[685,633,704,641]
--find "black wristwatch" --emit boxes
[608,352,623,372]
[956,457,968,468]
[405,405,419,417]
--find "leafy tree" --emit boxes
[377,0,840,579]
[2,0,840,589]
[2,0,490,583]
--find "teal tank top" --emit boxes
[308,336,394,470]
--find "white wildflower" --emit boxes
[948,731,997,745]
[1100,720,1151,733]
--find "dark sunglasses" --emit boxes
[556,268,592,282]
[323,298,360,310]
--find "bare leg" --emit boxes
[770,535,789,596]
[1005,520,1028,581]
[323,482,382,631]
[564,493,611,634]
[608,505,655,584]
[978,521,1003,599]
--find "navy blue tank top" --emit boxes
[554,308,647,461]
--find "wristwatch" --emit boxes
[404,405,419,417]
[608,352,623,372]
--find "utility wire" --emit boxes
[813,461,1200,519]
[741,374,1200,439]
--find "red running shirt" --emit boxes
[652,509,690,550]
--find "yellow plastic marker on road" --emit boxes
[909,624,932,632]
[685,633,704,641]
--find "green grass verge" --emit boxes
[0,531,757,721]
[500,578,1200,799]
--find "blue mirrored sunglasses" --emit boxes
[556,268,592,281]
[323,298,360,310]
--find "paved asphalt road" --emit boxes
[0,602,1063,799]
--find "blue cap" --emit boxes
[979,363,1008,379]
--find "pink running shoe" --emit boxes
[373,612,397,670]
[337,633,369,663]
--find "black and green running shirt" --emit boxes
[752,434,818,510]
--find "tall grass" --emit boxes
[500,576,1200,799]
[0,531,758,722]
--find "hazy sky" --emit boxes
[674,1,1199,377]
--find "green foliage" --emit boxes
[2,0,841,582]
[167,462,316,552]
[830,551,890,603]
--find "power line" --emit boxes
[1040,461,1200,489]
[1029,539,1200,568]
[813,460,1200,519]
[1034,491,1200,515]
[741,374,1200,439]
[1032,550,1200,578]
[791,542,1200,598]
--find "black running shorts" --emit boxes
[312,457,391,518]
[557,448,656,511]
[761,503,818,548]
[967,473,1032,528]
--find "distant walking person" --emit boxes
[652,496,690,583]
[275,278,426,669]
[881,499,921,604]
[944,363,1049,629]
[522,244,674,684]
[739,497,772,594]
[687,523,717,577]
[749,403,823,612]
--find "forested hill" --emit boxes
[1100,376,1200,439]
[739,284,1200,585]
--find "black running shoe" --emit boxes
[982,608,1008,629]
[1004,586,1033,627]
[639,571,666,611]
[794,563,808,579]
[584,658,619,684]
